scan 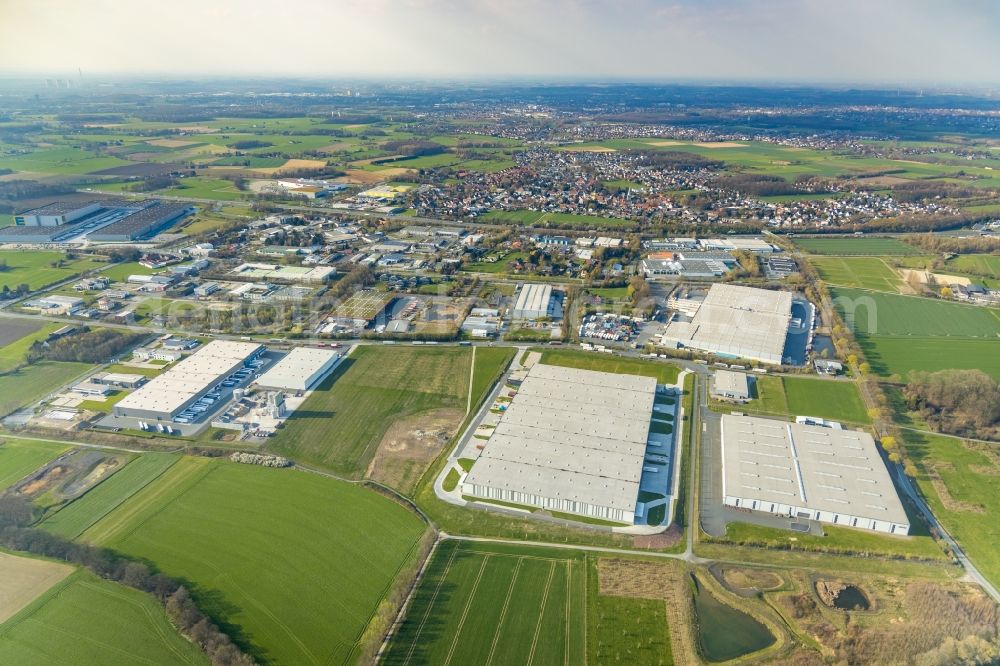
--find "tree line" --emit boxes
[29,328,147,365]
[903,369,1000,441]
[902,233,1000,255]
[0,496,254,665]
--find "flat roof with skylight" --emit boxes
[661,284,792,364]
[463,363,659,523]
[721,413,909,534]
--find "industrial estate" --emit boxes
[0,58,999,666]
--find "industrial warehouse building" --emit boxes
[114,340,264,421]
[511,283,555,320]
[462,364,657,523]
[720,414,910,534]
[2,198,194,243]
[712,370,750,402]
[254,346,342,391]
[15,201,103,226]
[88,202,195,241]
[660,284,793,364]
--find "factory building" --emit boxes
[254,346,342,391]
[660,284,792,365]
[463,364,658,524]
[720,414,909,535]
[511,283,554,320]
[114,340,264,421]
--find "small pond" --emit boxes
[691,574,776,662]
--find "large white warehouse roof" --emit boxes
[721,414,909,532]
[661,284,792,364]
[255,346,340,391]
[115,340,262,418]
[465,363,657,517]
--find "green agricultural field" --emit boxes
[470,347,516,407]
[84,457,427,665]
[458,157,516,173]
[155,177,245,201]
[0,570,207,664]
[587,286,631,300]
[947,253,1000,279]
[857,337,1000,381]
[590,595,671,665]
[714,375,869,424]
[903,431,1000,588]
[461,251,528,274]
[377,153,462,169]
[832,287,1000,379]
[269,346,474,476]
[99,261,154,282]
[810,256,903,291]
[383,540,587,665]
[41,453,179,538]
[0,320,64,373]
[0,251,105,291]
[792,237,922,256]
[538,349,680,385]
[0,439,71,491]
[480,210,546,225]
[0,361,92,417]
[750,375,789,415]
[832,287,1000,338]
[782,376,870,424]
[0,147,129,175]
[560,138,967,182]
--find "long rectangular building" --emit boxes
[114,340,263,421]
[463,363,657,523]
[660,284,792,364]
[720,414,909,534]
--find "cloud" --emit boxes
[0,0,997,84]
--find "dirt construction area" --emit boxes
[366,408,463,494]
[0,552,73,623]
[15,450,126,506]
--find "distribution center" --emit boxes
[720,413,910,534]
[660,284,793,364]
[114,340,264,421]
[463,363,657,523]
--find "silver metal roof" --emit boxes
[511,283,552,318]
[465,363,657,513]
[255,347,339,390]
[662,284,792,364]
[721,414,908,525]
[713,370,749,395]
[116,340,262,416]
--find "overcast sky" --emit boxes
[2,0,998,86]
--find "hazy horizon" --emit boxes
[2,1,999,86]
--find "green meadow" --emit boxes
[84,457,427,665]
